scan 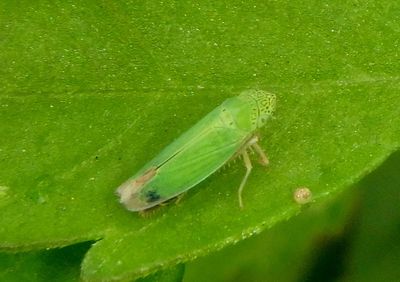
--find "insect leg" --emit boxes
[238,149,253,208]
[174,193,186,205]
[251,142,269,166]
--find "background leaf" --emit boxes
[0,242,90,282]
[0,1,399,281]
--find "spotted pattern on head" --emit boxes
[259,95,275,113]
[240,90,276,128]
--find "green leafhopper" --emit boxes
[117,90,276,211]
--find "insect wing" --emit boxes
[128,105,223,179]
[118,126,247,211]
[117,95,256,211]
[142,125,247,203]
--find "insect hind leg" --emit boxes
[238,149,253,209]
[237,135,270,208]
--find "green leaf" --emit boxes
[0,1,399,281]
[3,153,399,281]
[0,243,183,282]
[0,242,90,282]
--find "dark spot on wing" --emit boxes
[145,190,161,203]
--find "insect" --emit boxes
[117,90,276,211]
